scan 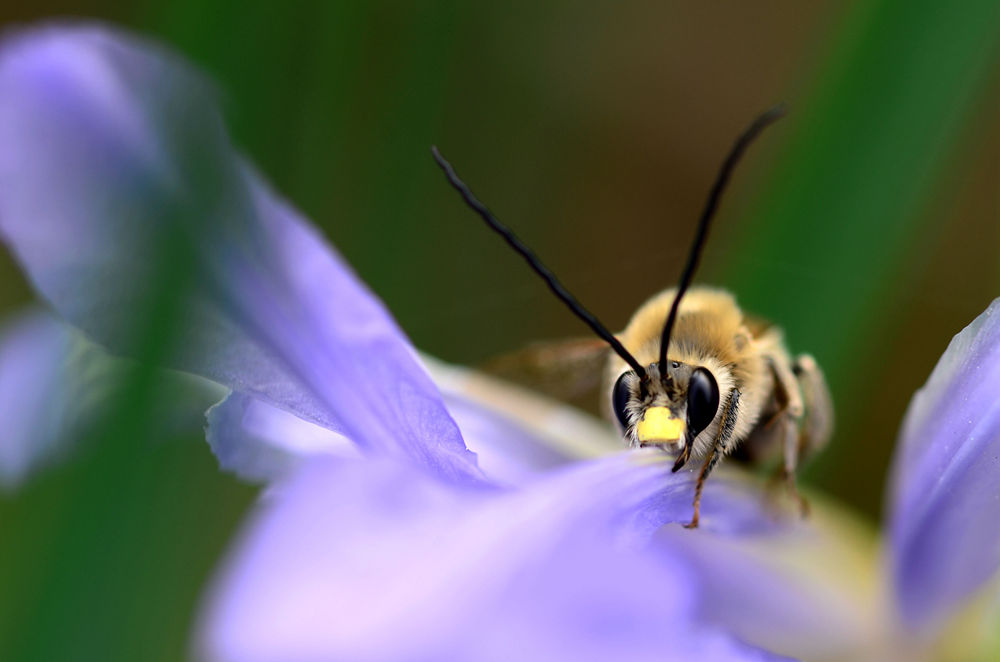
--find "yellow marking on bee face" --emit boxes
[636,407,685,444]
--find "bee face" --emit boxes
[611,361,720,453]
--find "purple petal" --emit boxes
[205,355,617,486]
[628,469,791,538]
[206,386,567,486]
[889,298,1000,629]
[0,25,477,483]
[0,309,223,488]
[199,453,793,662]
[205,392,358,483]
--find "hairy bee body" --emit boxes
[604,286,832,524]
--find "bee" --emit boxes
[431,106,833,528]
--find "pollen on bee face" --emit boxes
[635,406,685,446]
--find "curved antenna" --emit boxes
[658,105,786,377]
[432,146,647,378]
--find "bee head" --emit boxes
[611,362,720,456]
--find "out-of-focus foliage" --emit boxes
[0,2,996,660]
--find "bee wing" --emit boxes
[479,337,610,414]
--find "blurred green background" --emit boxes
[0,1,997,660]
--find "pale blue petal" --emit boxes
[628,470,790,537]
[441,391,572,484]
[425,354,623,485]
[627,472,876,659]
[889,298,1000,629]
[0,25,477,483]
[206,356,613,486]
[205,388,570,486]
[204,376,573,486]
[199,453,793,662]
[658,523,879,660]
[205,391,358,483]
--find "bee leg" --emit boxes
[767,354,812,519]
[779,416,810,518]
[684,449,720,529]
[769,355,834,519]
[793,354,834,460]
[683,390,741,529]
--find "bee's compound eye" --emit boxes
[611,371,633,429]
[687,368,720,435]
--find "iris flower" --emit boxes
[1,24,999,662]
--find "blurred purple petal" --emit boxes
[199,453,792,662]
[0,310,80,487]
[0,25,477,482]
[889,298,1000,629]
[0,309,223,488]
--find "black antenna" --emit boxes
[658,105,786,377]
[432,146,647,378]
